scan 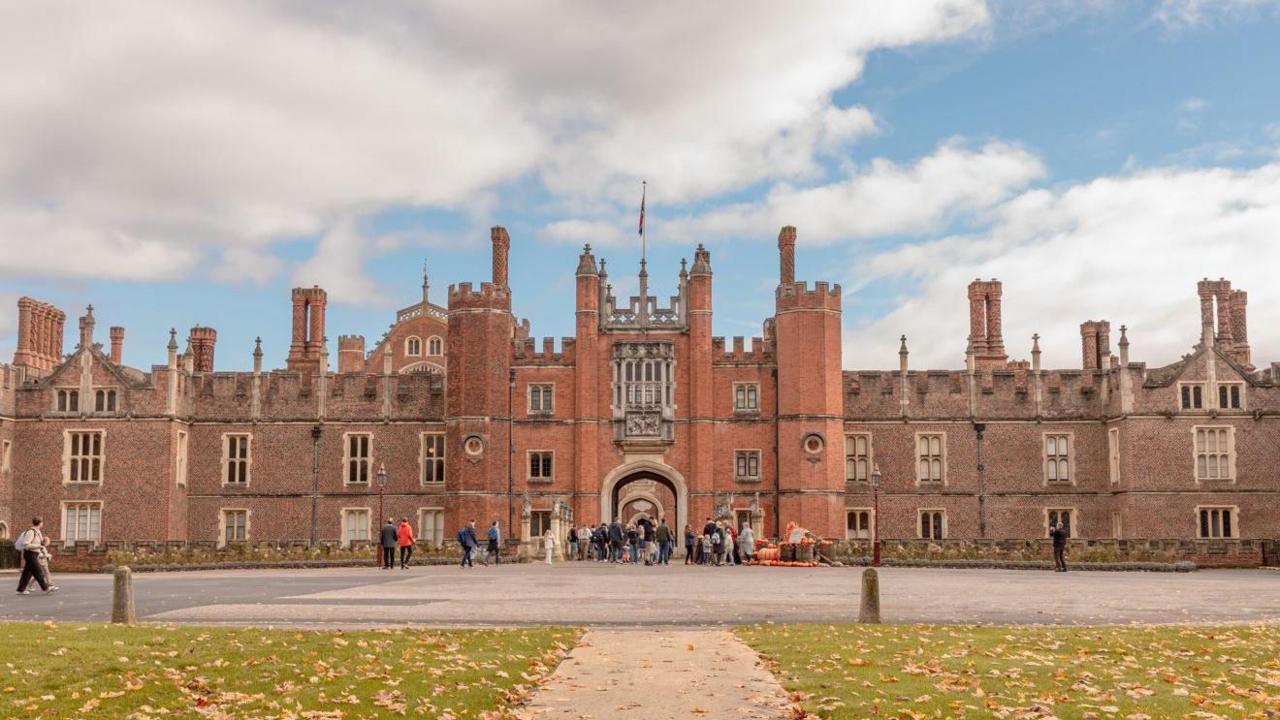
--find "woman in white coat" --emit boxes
[542,527,556,565]
[738,524,756,564]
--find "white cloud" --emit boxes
[847,161,1280,370]
[1153,0,1278,28]
[0,1,988,299]
[292,219,392,308]
[656,139,1045,245]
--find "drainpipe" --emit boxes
[310,423,322,546]
[974,421,986,539]
[508,368,515,543]
[773,367,781,540]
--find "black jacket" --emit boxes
[1051,527,1068,549]
[608,522,624,544]
[380,523,398,548]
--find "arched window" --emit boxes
[405,336,422,357]
[427,336,443,356]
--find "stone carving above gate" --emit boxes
[612,341,675,445]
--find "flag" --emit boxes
[638,182,646,237]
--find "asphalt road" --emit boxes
[2,563,1277,627]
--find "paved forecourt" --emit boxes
[2,563,1278,627]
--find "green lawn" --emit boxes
[737,623,1280,719]
[0,622,578,719]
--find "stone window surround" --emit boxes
[404,335,422,357]
[844,433,872,483]
[54,387,80,413]
[221,432,252,487]
[427,335,444,356]
[1107,427,1121,485]
[342,432,374,486]
[1042,431,1075,486]
[218,507,250,548]
[175,430,189,488]
[845,507,873,540]
[734,448,762,482]
[94,387,118,414]
[63,428,104,485]
[1192,425,1236,483]
[1195,504,1239,539]
[419,431,445,486]
[732,381,760,413]
[1,438,11,475]
[61,499,102,546]
[1217,381,1245,410]
[417,506,445,547]
[528,382,555,415]
[1178,381,1205,411]
[914,431,947,486]
[527,449,554,482]
[918,508,947,540]
[341,506,372,547]
[1044,507,1078,538]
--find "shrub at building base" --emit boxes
[829,537,1264,569]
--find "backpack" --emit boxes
[457,529,467,545]
[14,529,30,552]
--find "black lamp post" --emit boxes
[377,462,388,526]
[871,465,882,567]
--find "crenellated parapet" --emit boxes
[447,281,512,311]
[512,336,577,365]
[711,336,773,364]
[775,281,842,312]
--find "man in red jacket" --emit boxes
[397,517,416,569]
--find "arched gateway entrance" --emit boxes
[600,461,688,551]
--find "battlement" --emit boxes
[337,334,364,345]
[512,336,576,364]
[447,282,512,310]
[711,336,773,363]
[775,281,842,311]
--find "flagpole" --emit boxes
[641,180,647,264]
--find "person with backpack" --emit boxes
[485,520,501,565]
[458,520,479,568]
[396,517,415,569]
[15,517,57,595]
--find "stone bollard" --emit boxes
[112,566,136,625]
[858,567,881,624]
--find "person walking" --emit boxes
[567,526,579,562]
[543,526,556,565]
[486,520,501,565]
[458,520,479,568]
[397,517,415,569]
[379,518,398,570]
[607,520,624,563]
[15,517,56,595]
[1051,521,1069,572]
[655,518,673,566]
[684,524,696,565]
[738,523,756,565]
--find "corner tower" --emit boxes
[772,226,844,538]
[446,227,515,530]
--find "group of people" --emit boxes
[559,517,756,566]
[456,519,503,568]
[13,516,60,595]
[378,517,418,569]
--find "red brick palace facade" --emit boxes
[1,227,1278,548]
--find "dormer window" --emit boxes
[1179,383,1204,410]
[56,389,79,413]
[94,389,117,413]
[1218,383,1243,410]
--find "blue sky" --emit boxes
[2,1,1279,371]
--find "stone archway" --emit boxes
[600,460,688,544]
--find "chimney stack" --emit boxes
[1079,320,1110,370]
[777,225,796,286]
[966,279,1007,369]
[491,226,511,288]
[188,326,217,373]
[109,326,124,365]
[1230,289,1250,366]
